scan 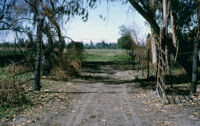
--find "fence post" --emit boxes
[191,39,198,95]
[165,46,172,87]
[147,49,150,79]
[141,53,144,76]
[168,52,172,88]
[131,50,134,66]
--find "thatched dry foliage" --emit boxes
[48,42,84,80]
[51,60,81,80]
[54,42,84,77]
[52,66,68,81]
[68,60,82,76]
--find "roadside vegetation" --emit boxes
[0,44,85,120]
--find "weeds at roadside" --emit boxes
[0,65,32,120]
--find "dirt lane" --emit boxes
[1,62,200,126]
[66,83,142,126]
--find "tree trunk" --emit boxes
[191,0,200,95]
[34,18,44,91]
[42,24,53,75]
[198,0,200,65]
[169,0,179,63]
[163,0,168,29]
[191,39,198,95]
[48,17,64,64]
[197,0,200,39]
[43,24,53,56]
[41,5,65,65]
[151,32,157,64]
[170,9,177,46]
[141,54,144,76]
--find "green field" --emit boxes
[83,49,129,62]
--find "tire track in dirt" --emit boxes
[68,83,112,126]
[88,87,127,126]
[67,83,144,126]
[65,69,144,126]
[122,85,143,126]
[67,93,95,126]
[116,86,133,126]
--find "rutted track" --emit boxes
[1,62,200,126]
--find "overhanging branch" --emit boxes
[128,0,160,34]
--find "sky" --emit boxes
[64,1,150,44]
[0,1,150,44]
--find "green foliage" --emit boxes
[0,50,29,67]
[0,42,14,48]
[117,34,134,50]
[170,0,197,33]
[66,42,84,61]
[18,38,26,48]
[117,25,138,50]
[0,105,30,119]
[0,50,22,56]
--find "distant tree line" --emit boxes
[84,40,117,49]
[0,39,26,48]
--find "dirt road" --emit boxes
[1,62,200,126]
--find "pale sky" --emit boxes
[0,1,150,44]
[64,1,150,44]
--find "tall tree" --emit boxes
[191,0,200,94]
[34,18,44,91]
[128,0,198,76]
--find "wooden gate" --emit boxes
[156,29,168,103]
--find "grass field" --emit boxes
[83,49,129,62]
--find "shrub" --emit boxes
[0,79,28,107]
[61,52,82,77]
[0,65,31,119]
[50,42,84,79]
[0,66,30,108]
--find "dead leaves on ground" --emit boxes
[189,112,200,120]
